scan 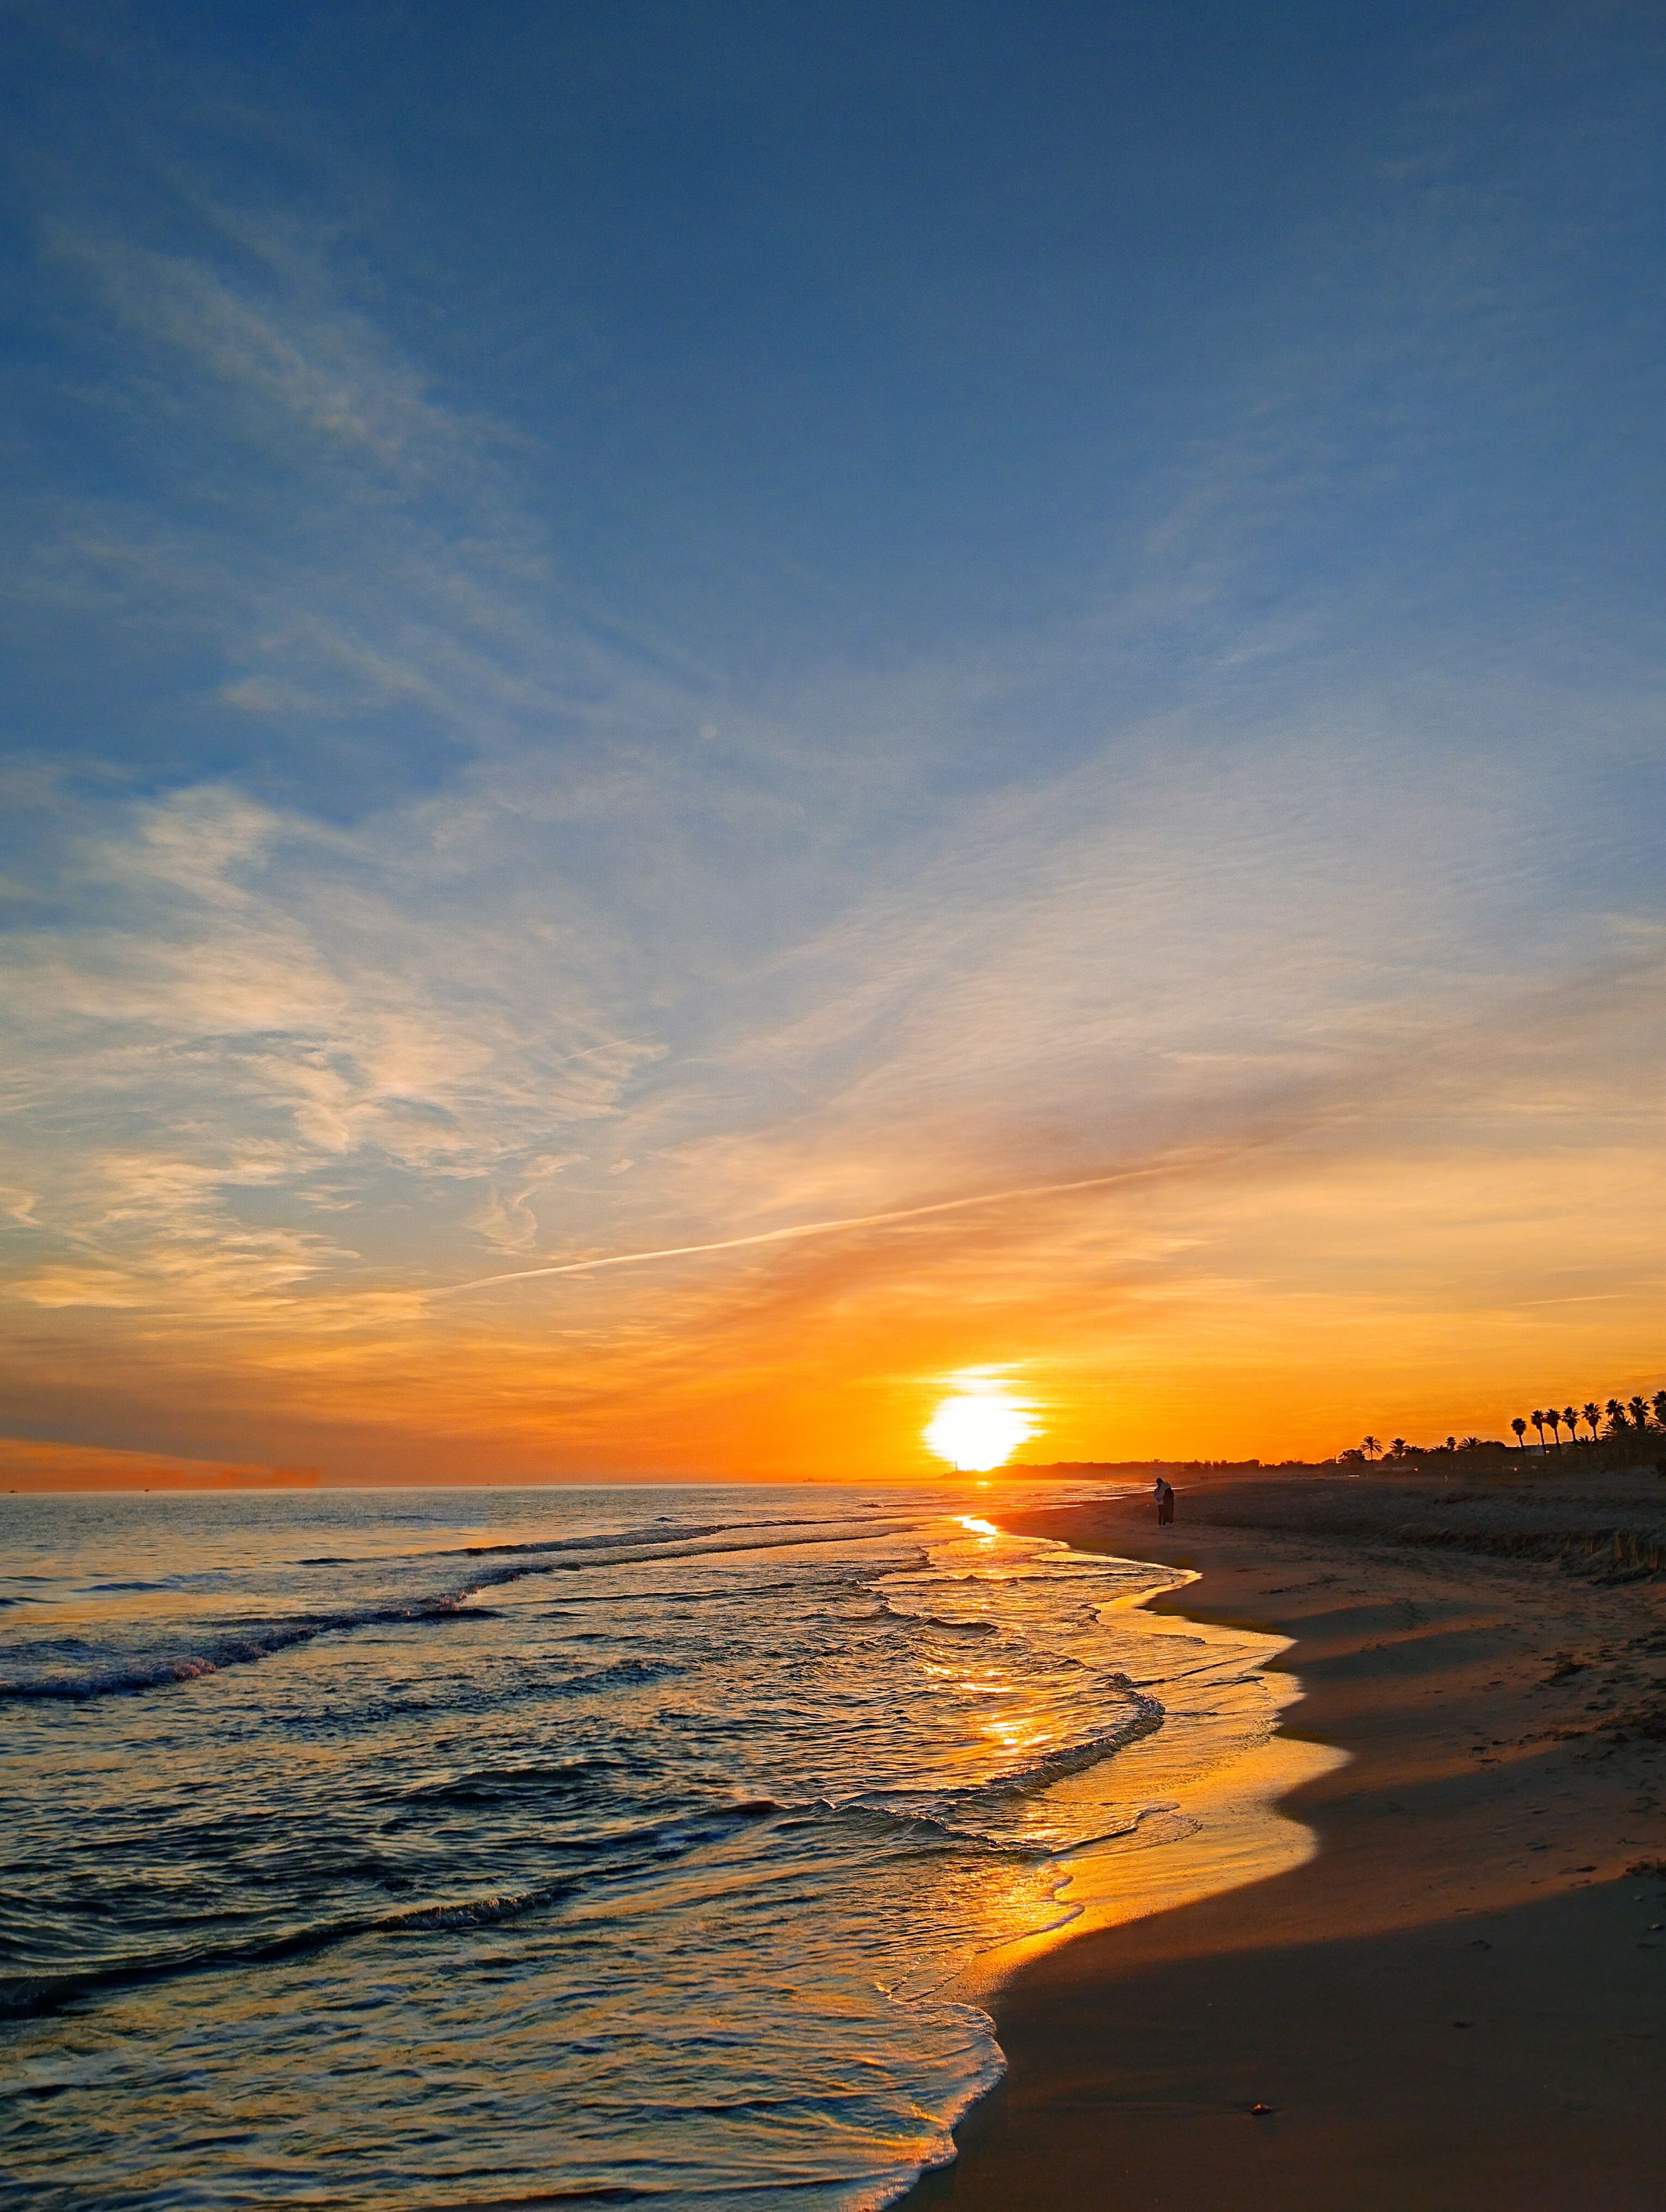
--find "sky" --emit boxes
[1,0,1661,1487]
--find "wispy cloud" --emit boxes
[2,22,1661,1480]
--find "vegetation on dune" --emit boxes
[1016,1394,1665,1482]
[1336,1387,1666,1470]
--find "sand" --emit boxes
[901,1467,1666,2210]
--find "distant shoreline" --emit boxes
[5,1435,1661,1495]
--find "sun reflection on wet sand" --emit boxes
[944,1578,1348,2004]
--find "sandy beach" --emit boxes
[904,1467,1666,2210]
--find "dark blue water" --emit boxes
[0,1483,1272,2207]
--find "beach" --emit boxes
[905,1467,1666,2210]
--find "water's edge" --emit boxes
[882,1540,1348,2207]
[1,1486,1339,2211]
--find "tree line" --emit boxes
[1341,1389,1665,1465]
[1507,1391,1666,1452]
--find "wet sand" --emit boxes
[904,1469,1666,2210]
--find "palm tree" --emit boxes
[1532,1410,1547,1452]
[1582,1403,1601,1442]
[1606,1397,1626,1433]
[1654,1391,1666,1431]
[1389,1437,1407,1459]
[1545,1408,1564,1452]
[1629,1396,1650,1431]
[1361,1435,1381,1460]
[1511,1417,1527,1451]
[1562,1406,1578,1447]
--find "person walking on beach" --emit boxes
[1152,1475,1175,1526]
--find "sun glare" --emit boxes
[924,1380,1036,1473]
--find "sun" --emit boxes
[923,1379,1037,1473]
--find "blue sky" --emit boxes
[1,1,1661,1480]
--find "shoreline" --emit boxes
[901,1470,1666,2209]
[939,1556,1348,2014]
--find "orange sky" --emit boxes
[2,41,1662,1491]
[5,1009,1659,1487]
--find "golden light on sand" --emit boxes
[924,1379,1036,1472]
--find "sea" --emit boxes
[1,1483,1291,2208]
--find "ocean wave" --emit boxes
[943,1680,1165,1804]
[400,1756,610,1804]
[0,1873,578,2021]
[299,1508,914,1573]
[0,1784,813,2021]
[0,1596,493,1703]
[3,1483,1285,2212]
[787,1679,1167,1855]
[0,1529,928,1704]
[299,1521,727,1567]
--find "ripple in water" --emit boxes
[0,1483,1286,2207]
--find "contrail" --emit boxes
[431,1161,1194,1297]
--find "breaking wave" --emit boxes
[1,1480,1285,2208]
